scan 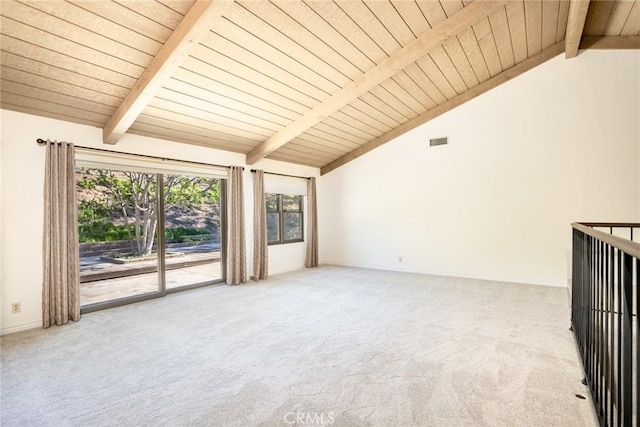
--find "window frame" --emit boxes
[266,193,304,245]
[76,164,227,314]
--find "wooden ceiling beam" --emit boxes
[102,0,231,145]
[565,0,591,59]
[320,42,566,176]
[580,36,640,50]
[245,0,506,165]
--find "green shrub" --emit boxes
[78,220,133,243]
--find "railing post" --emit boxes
[592,240,604,410]
[585,233,592,377]
[584,236,596,392]
[604,243,611,426]
[636,258,639,427]
[617,249,623,425]
[572,228,581,333]
[622,252,633,426]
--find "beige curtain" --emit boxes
[305,177,318,268]
[226,166,247,285]
[252,170,268,281]
[43,141,80,328]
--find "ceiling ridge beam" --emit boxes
[102,0,232,145]
[565,0,591,59]
[320,42,566,176]
[580,36,640,51]
[245,0,506,165]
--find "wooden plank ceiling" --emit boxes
[1,0,639,174]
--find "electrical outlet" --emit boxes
[11,302,21,314]
[398,256,403,263]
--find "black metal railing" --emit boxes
[572,222,640,426]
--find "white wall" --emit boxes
[0,111,4,328]
[319,50,640,287]
[0,111,318,334]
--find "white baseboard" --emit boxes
[322,261,567,288]
[269,264,306,276]
[1,320,42,336]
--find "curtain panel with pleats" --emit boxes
[252,170,268,281]
[42,141,81,328]
[305,177,318,268]
[226,166,247,285]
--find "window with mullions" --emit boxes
[266,194,303,245]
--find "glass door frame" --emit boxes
[81,174,226,314]
[165,175,226,295]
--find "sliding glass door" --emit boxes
[77,166,225,311]
[163,174,223,291]
[77,168,161,306]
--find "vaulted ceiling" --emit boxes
[1,0,639,174]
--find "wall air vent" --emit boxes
[430,137,448,147]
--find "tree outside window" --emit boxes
[266,194,303,245]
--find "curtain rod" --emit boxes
[250,169,310,180]
[36,139,241,170]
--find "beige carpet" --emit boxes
[1,266,597,426]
